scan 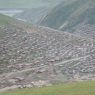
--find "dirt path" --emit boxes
[0,55,89,77]
[0,65,47,77]
[54,55,90,66]
[0,55,90,92]
[0,85,19,93]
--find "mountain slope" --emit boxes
[0,22,95,89]
[0,14,17,26]
[14,7,49,24]
[39,0,95,32]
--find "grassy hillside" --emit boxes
[1,81,95,95]
[40,0,95,32]
[0,14,32,39]
[0,14,16,26]
[0,14,33,27]
[0,14,17,39]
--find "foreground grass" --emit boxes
[0,81,95,95]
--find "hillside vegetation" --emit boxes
[0,14,32,39]
[0,81,95,95]
[0,14,16,26]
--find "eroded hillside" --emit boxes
[0,24,95,89]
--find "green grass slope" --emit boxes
[0,14,16,26]
[1,81,95,95]
[0,13,32,27]
[0,14,17,39]
[0,14,32,39]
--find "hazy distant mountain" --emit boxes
[0,0,63,9]
[39,0,95,33]
[14,7,50,24]
[13,0,67,24]
[13,0,64,24]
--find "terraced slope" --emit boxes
[0,81,95,95]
